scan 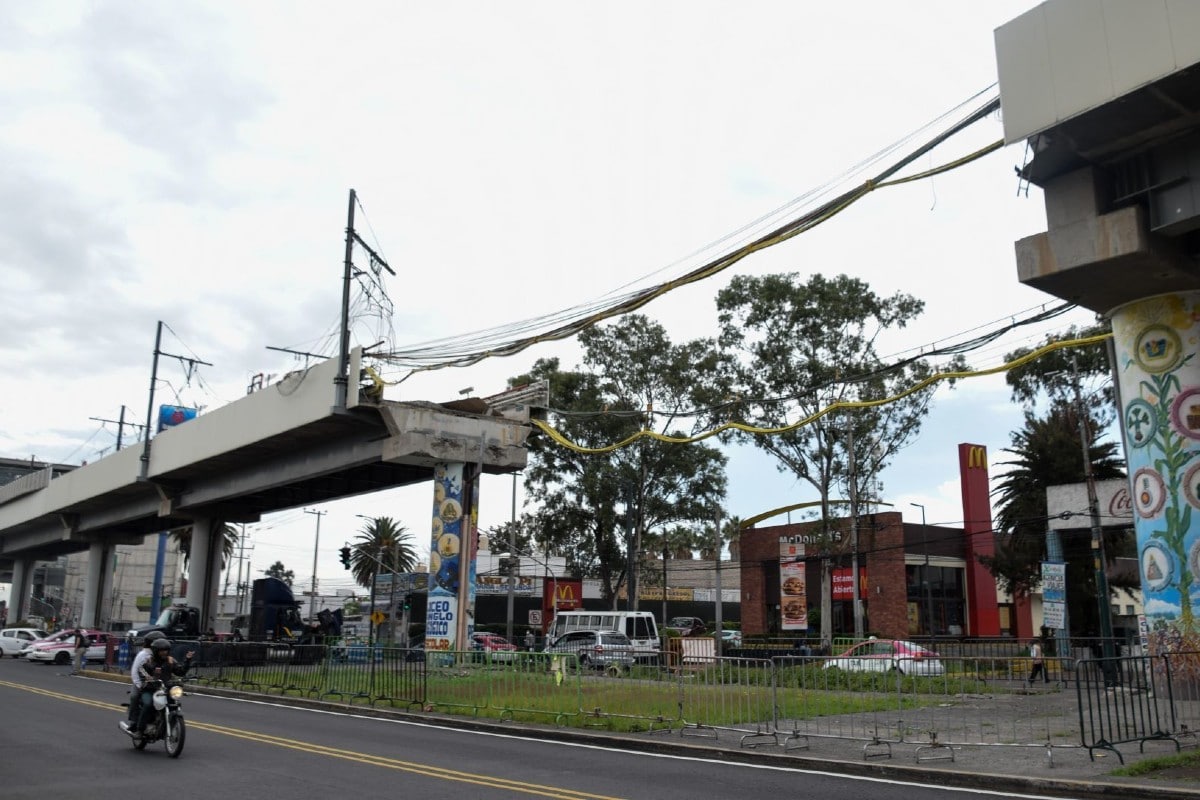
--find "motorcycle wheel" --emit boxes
[164,714,185,758]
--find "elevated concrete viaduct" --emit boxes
[0,348,531,631]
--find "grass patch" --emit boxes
[1111,749,1200,779]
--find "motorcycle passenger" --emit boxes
[119,632,165,734]
[131,638,193,736]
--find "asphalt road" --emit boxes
[0,657,1093,800]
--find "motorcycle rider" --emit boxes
[119,632,164,734]
[128,638,193,737]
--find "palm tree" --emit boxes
[984,402,1127,633]
[350,516,418,590]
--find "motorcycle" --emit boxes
[124,679,187,757]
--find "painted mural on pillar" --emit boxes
[1111,291,1200,655]
[427,462,466,652]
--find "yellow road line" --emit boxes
[0,679,625,800]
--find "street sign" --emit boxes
[528,610,542,625]
[371,610,386,625]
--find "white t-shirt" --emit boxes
[131,649,153,689]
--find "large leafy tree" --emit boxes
[715,272,955,640]
[514,315,727,603]
[350,516,418,591]
[983,402,1130,634]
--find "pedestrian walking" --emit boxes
[1028,638,1049,685]
[71,627,89,674]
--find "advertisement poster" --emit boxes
[779,540,807,631]
[1111,291,1200,655]
[427,462,466,652]
[1041,561,1066,630]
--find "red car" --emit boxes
[25,629,112,665]
[470,632,519,662]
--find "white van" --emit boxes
[548,610,660,660]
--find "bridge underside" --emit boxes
[1,399,529,564]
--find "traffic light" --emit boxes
[339,546,352,569]
[402,594,411,612]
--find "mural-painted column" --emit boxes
[1111,291,1200,654]
[426,463,477,653]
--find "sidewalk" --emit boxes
[79,667,1200,797]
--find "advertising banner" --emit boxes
[427,462,466,652]
[779,540,807,630]
[831,567,866,600]
[1041,561,1066,629]
[157,405,197,432]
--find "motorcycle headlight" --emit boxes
[168,685,185,700]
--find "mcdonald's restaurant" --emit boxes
[737,443,1018,642]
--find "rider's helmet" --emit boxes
[141,631,165,648]
[151,638,172,657]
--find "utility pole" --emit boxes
[714,506,724,656]
[847,418,863,639]
[139,320,212,479]
[506,473,517,643]
[1072,355,1116,661]
[89,406,147,452]
[303,509,325,622]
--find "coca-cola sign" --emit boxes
[1109,485,1133,519]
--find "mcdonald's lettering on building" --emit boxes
[966,446,987,469]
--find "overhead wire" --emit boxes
[530,332,1113,455]
[372,91,1005,381]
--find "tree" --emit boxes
[350,516,418,591]
[1004,321,1114,427]
[265,561,295,587]
[514,315,728,604]
[982,402,1130,634]
[715,272,955,641]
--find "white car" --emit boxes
[719,630,743,648]
[24,629,111,665]
[0,628,48,658]
[822,638,945,676]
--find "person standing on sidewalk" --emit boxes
[1028,638,1049,685]
[71,628,89,674]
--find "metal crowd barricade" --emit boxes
[1077,653,1177,763]
[770,654,1086,762]
[1161,650,1200,744]
[486,651,581,726]
[570,648,678,732]
[676,654,774,745]
[423,648,494,716]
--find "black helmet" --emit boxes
[142,631,165,648]
[151,638,172,654]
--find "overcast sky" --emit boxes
[1,1,1100,605]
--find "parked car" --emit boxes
[719,629,743,648]
[544,630,635,671]
[665,616,707,635]
[470,632,519,662]
[25,629,112,666]
[822,638,945,676]
[0,628,48,658]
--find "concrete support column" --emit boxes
[80,542,105,628]
[426,462,476,652]
[9,559,31,622]
[185,518,213,629]
[1110,291,1200,654]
